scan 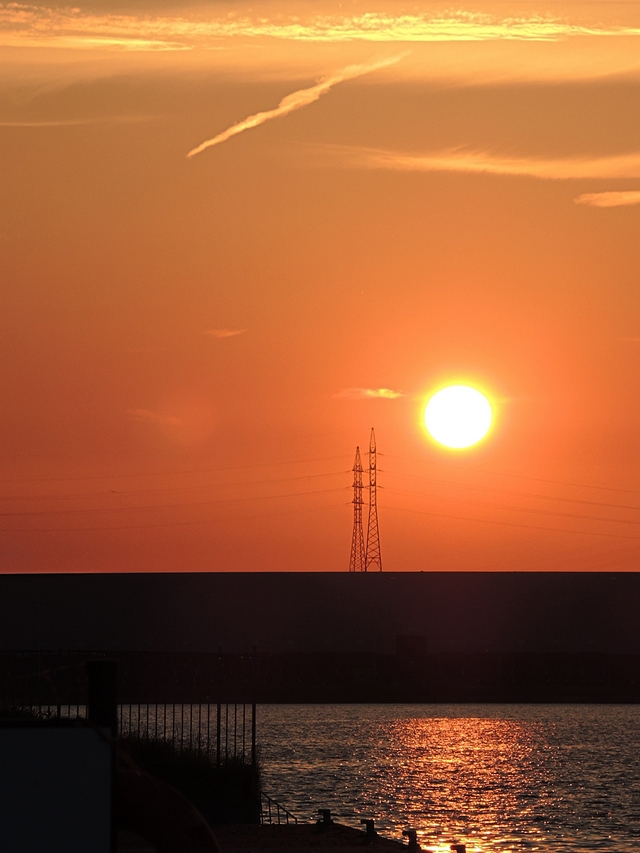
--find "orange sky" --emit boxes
[2,0,640,572]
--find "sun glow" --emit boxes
[424,385,492,449]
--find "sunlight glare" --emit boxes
[424,385,492,449]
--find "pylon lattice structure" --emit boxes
[365,427,382,572]
[349,446,366,572]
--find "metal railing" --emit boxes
[0,652,257,767]
[0,651,90,714]
[118,701,256,765]
[260,792,298,825]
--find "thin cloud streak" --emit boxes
[203,328,247,338]
[0,116,159,127]
[332,146,640,180]
[575,191,640,208]
[3,6,640,50]
[186,56,404,158]
[335,388,403,399]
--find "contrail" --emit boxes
[186,55,404,158]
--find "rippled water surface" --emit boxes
[257,705,640,852]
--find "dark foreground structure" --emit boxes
[1,572,639,702]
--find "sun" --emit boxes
[424,385,493,449]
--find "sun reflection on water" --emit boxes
[258,705,640,852]
[375,717,544,852]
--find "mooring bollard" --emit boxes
[360,819,377,840]
[317,809,334,826]
[403,829,420,850]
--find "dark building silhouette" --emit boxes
[1,572,639,702]
[1,571,639,655]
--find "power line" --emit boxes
[480,535,640,572]
[0,470,348,503]
[0,499,341,535]
[0,486,347,519]
[385,471,640,512]
[0,455,349,485]
[384,486,640,529]
[385,453,640,496]
[440,526,640,570]
[384,502,640,541]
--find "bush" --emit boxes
[118,735,261,825]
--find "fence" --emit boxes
[0,651,88,715]
[0,651,256,766]
[118,701,256,765]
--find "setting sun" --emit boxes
[424,385,493,449]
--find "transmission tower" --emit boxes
[365,427,382,572]
[349,446,366,572]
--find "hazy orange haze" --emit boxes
[2,0,640,572]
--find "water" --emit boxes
[257,704,640,852]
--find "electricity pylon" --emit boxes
[365,427,382,572]
[349,446,366,572]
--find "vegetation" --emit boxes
[118,735,261,825]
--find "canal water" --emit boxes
[257,704,640,852]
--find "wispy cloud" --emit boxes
[0,4,187,50]
[3,6,640,51]
[336,388,403,399]
[0,115,159,127]
[230,13,640,44]
[0,116,159,127]
[186,56,404,158]
[329,146,640,181]
[127,408,180,425]
[203,328,247,338]
[575,191,640,208]
[3,7,640,89]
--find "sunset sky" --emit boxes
[2,0,640,573]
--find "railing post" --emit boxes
[216,702,221,767]
[86,660,118,735]
[251,702,257,769]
